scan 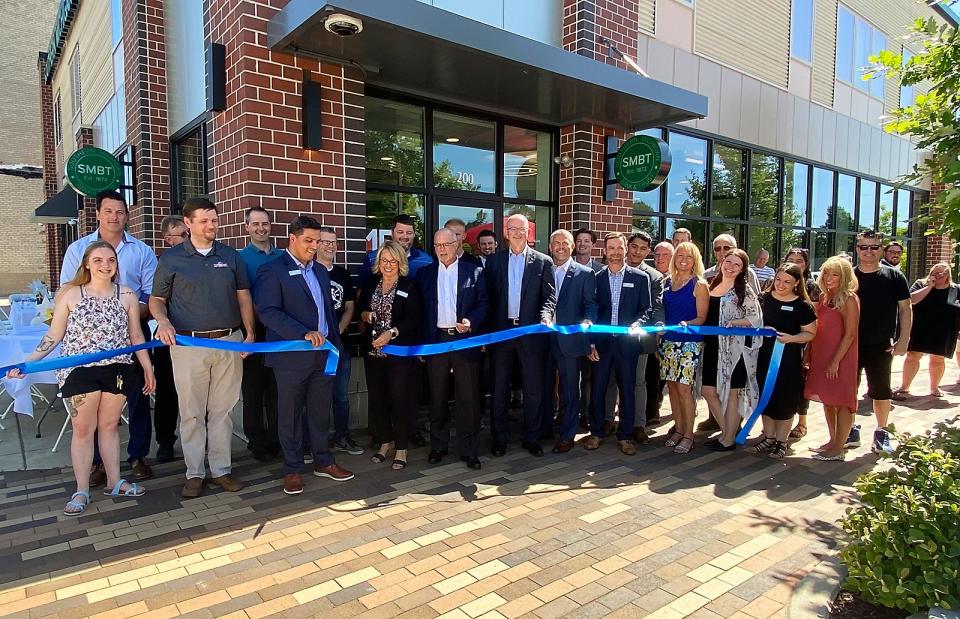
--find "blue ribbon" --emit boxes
[0,336,340,377]
[383,323,783,445]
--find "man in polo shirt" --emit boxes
[751,249,775,288]
[151,197,255,498]
[238,207,284,462]
[60,189,158,485]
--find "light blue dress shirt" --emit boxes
[287,250,328,337]
[507,248,527,319]
[60,231,157,303]
[607,265,626,325]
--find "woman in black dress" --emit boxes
[752,263,817,459]
[894,263,960,399]
[783,247,818,439]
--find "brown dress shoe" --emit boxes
[89,463,107,488]
[602,420,617,436]
[313,464,354,481]
[552,440,575,454]
[182,477,205,498]
[584,435,602,450]
[619,440,637,456]
[282,473,303,495]
[130,458,153,481]
[697,416,721,432]
[633,427,651,445]
[209,474,244,492]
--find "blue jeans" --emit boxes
[332,339,351,442]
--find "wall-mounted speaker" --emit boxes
[206,42,226,112]
[302,73,323,150]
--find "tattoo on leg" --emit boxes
[35,335,56,353]
[69,394,86,417]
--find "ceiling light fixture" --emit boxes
[445,137,460,143]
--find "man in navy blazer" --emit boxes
[540,229,598,453]
[253,216,354,496]
[484,214,556,457]
[586,232,652,455]
[417,228,489,469]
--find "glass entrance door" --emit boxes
[434,199,498,258]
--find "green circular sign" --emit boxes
[614,135,671,191]
[65,147,122,197]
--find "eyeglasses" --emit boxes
[857,244,881,251]
[713,245,733,252]
[318,240,337,247]
[435,242,456,250]
[164,232,188,239]
[379,258,399,265]
[506,226,527,233]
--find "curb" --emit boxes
[787,555,846,619]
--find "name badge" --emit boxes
[396,290,409,298]
[781,305,794,311]
[288,270,302,277]
[622,282,635,288]
[213,262,229,268]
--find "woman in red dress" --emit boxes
[804,256,860,461]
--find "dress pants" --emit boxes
[602,354,649,427]
[364,355,415,450]
[241,324,279,454]
[152,343,179,449]
[331,339,352,442]
[274,363,334,475]
[645,353,664,421]
[170,330,243,479]
[490,338,546,445]
[589,340,639,441]
[426,333,481,458]
[551,347,583,443]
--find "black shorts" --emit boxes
[61,363,135,398]
[857,345,893,401]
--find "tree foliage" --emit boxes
[870,18,960,233]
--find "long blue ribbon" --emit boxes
[0,335,340,377]
[383,323,783,446]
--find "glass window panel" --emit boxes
[711,144,745,219]
[431,0,502,27]
[437,203,496,256]
[633,187,660,218]
[503,126,553,201]
[836,6,854,82]
[365,97,425,187]
[895,189,913,237]
[708,222,743,265]
[632,215,659,241]
[365,191,425,252]
[665,133,707,216]
[900,49,915,107]
[791,0,813,62]
[854,18,872,91]
[879,184,894,235]
[433,111,496,193]
[783,161,809,227]
[837,234,856,258]
[811,167,834,228]
[504,0,562,46]
[505,204,552,254]
[858,180,877,231]
[749,153,780,224]
[780,228,807,261]
[836,174,856,231]
[747,226,778,265]
[812,230,834,269]
[174,126,206,211]
[870,31,886,99]
[665,217,706,254]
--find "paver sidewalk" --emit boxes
[0,359,956,618]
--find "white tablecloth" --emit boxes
[0,326,59,417]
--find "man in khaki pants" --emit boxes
[150,197,256,498]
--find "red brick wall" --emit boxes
[205,0,366,267]
[924,182,954,271]
[75,128,98,236]
[38,53,63,288]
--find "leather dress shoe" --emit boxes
[156,445,175,463]
[409,432,428,447]
[552,440,575,454]
[282,473,303,495]
[462,455,481,470]
[182,477,204,498]
[131,458,153,481]
[633,427,651,445]
[584,435,602,450]
[428,449,448,464]
[89,463,107,488]
[491,442,506,457]
[697,416,721,432]
[313,463,354,481]
[209,474,244,492]
[602,420,617,436]
[521,441,543,457]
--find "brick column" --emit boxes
[204,0,366,268]
[38,53,64,288]
[560,0,639,240]
[123,0,170,248]
[923,182,953,271]
[75,127,98,236]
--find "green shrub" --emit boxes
[839,418,960,614]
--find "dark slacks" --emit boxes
[490,338,546,445]
[365,354,416,450]
[241,348,279,455]
[152,343,179,449]
[551,347,583,442]
[426,333,481,457]
[331,339,352,442]
[274,364,334,475]
[590,340,639,441]
[645,352,664,421]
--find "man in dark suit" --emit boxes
[253,215,354,496]
[541,229,598,453]
[417,228,489,469]
[485,214,555,457]
[586,232,652,455]
[628,233,665,442]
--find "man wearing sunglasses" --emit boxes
[703,234,760,293]
[853,230,912,454]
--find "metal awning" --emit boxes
[34,186,79,223]
[267,0,707,131]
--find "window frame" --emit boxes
[835,4,886,99]
[790,0,814,64]
[68,45,82,121]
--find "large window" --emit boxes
[836,173,856,232]
[836,5,885,98]
[666,133,707,216]
[783,160,809,228]
[366,98,425,187]
[811,167,834,229]
[858,180,877,231]
[900,48,915,107]
[711,144,745,220]
[791,0,813,62]
[171,123,207,212]
[433,112,496,193]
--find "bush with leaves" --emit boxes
[839,418,960,614]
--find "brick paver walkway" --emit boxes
[0,361,957,619]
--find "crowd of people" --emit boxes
[8,190,958,517]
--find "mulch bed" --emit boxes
[830,590,909,619]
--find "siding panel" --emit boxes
[638,0,656,35]
[811,0,837,106]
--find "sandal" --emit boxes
[768,441,787,460]
[673,436,695,454]
[811,452,845,461]
[664,432,682,448]
[371,453,387,464]
[391,459,407,470]
[104,479,145,497]
[891,389,910,402]
[788,425,807,440]
[931,389,944,398]
[751,437,776,454]
[64,491,90,516]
